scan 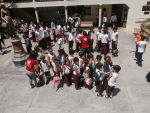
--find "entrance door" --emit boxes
[112,4,128,27]
[112,4,123,27]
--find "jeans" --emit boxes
[82,48,90,58]
[26,72,37,87]
[135,44,138,59]
[137,52,143,65]
[90,40,93,52]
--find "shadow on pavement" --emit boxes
[146,72,150,83]
[3,50,11,55]
[113,88,121,96]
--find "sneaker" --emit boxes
[138,64,142,67]
[31,84,35,88]
[105,95,109,98]
[110,95,113,98]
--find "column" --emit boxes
[65,6,68,23]
[34,8,39,23]
[98,5,102,27]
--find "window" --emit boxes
[142,5,150,11]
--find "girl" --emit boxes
[111,27,119,57]
[47,48,57,72]
[96,27,102,52]
[94,63,104,96]
[52,71,61,91]
[83,66,93,89]
[103,56,113,90]
[101,29,109,56]
[68,49,74,65]
[79,51,85,76]
[73,57,80,90]
[63,58,72,87]
[39,55,51,85]
[34,45,44,64]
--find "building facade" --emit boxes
[5,0,150,31]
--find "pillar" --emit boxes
[98,5,102,27]
[34,8,39,23]
[65,6,68,23]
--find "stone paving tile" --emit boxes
[0,28,150,113]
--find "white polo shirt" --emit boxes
[108,72,118,87]
[137,41,146,53]
[101,34,109,44]
[112,32,118,41]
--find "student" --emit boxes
[79,51,85,75]
[73,57,80,90]
[39,55,51,85]
[76,28,82,52]
[96,27,102,52]
[24,35,32,54]
[68,49,74,65]
[47,48,57,72]
[103,56,113,90]
[63,58,72,87]
[67,29,74,51]
[101,29,109,55]
[52,71,61,91]
[34,45,44,64]
[94,63,104,96]
[111,27,119,57]
[110,13,117,28]
[105,65,121,98]
[83,66,93,89]
[136,37,146,66]
[88,27,94,52]
[57,34,66,55]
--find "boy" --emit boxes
[111,27,119,57]
[136,37,146,66]
[105,65,121,98]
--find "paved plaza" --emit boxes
[0,28,150,113]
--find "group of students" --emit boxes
[20,19,119,58]
[25,44,121,98]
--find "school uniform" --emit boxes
[68,32,74,50]
[83,70,93,89]
[31,25,36,42]
[94,68,103,93]
[64,65,72,87]
[73,64,80,90]
[106,72,118,97]
[39,27,45,50]
[101,33,109,55]
[88,31,94,52]
[76,33,82,52]
[112,32,118,51]
[96,31,102,51]
[40,60,51,84]
[103,63,112,89]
